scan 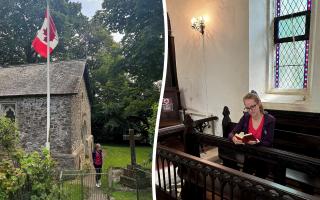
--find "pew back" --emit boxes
[265,109,320,159]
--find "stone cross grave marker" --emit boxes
[123,129,142,166]
[121,129,151,189]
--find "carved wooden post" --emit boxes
[180,116,206,200]
[183,114,200,157]
[222,106,231,138]
[220,106,240,170]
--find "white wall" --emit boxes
[310,1,320,111]
[167,0,250,136]
[249,0,268,96]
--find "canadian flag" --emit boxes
[32,9,58,58]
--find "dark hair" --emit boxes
[243,90,264,113]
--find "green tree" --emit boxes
[97,0,164,86]
[89,0,164,142]
[147,103,159,145]
[86,19,116,58]
[90,49,160,142]
[0,0,89,65]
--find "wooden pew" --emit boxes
[158,116,218,152]
[265,109,320,159]
[220,107,320,194]
[158,116,218,139]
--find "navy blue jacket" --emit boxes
[228,112,276,147]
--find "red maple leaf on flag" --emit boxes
[43,28,56,42]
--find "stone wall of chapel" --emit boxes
[0,95,73,154]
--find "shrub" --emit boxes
[19,148,59,200]
[0,116,19,156]
[0,160,26,200]
[0,117,61,200]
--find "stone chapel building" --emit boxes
[0,60,93,170]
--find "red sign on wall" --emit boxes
[162,98,173,112]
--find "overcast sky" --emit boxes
[70,0,103,18]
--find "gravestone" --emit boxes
[119,129,151,188]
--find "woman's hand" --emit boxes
[232,136,244,145]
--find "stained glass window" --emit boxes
[273,0,311,89]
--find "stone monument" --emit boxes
[120,129,151,189]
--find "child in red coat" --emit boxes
[92,143,103,187]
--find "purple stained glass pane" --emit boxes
[303,40,309,88]
[275,44,280,88]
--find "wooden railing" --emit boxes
[156,145,317,200]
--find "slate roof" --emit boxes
[0,60,87,97]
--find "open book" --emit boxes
[234,132,259,143]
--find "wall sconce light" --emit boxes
[191,16,205,35]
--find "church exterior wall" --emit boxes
[69,78,93,169]
[0,79,92,170]
[0,95,72,153]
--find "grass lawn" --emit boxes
[101,144,153,200]
[112,190,152,200]
[102,144,153,170]
[62,182,89,200]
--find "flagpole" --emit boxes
[46,0,51,152]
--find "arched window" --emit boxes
[0,103,16,121]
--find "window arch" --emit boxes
[0,103,16,121]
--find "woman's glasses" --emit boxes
[244,104,257,112]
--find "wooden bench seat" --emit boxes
[286,168,320,194]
